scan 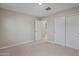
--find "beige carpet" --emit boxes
[0,41,79,56]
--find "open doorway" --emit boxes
[35,19,47,41]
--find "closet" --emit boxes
[55,14,79,49]
[55,16,65,46]
[66,14,79,49]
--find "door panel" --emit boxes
[55,17,65,46]
[66,15,79,49]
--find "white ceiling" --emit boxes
[0,3,79,18]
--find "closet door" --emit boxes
[55,17,65,46]
[66,15,79,49]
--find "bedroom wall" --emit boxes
[42,6,79,47]
[0,8,36,48]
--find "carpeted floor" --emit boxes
[0,41,79,56]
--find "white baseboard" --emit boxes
[0,40,47,49]
[48,41,79,50]
[48,41,64,46]
[0,40,34,49]
[0,40,79,51]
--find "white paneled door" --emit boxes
[55,17,65,46]
[66,15,79,49]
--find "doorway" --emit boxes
[35,20,47,41]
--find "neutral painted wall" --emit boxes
[0,8,36,48]
[42,6,79,49]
